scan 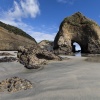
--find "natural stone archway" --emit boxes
[53,12,100,54]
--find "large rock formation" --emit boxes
[0,21,36,50]
[39,40,53,51]
[17,46,61,69]
[53,12,100,54]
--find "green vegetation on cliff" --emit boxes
[63,12,97,27]
[0,21,36,42]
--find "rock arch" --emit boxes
[53,12,100,54]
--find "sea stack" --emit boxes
[53,12,100,54]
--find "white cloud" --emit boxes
[0,18,56,42]
[57,0,68,3]
[8,1,22,20]
[30,32,56,42]
[57,0,76,4]
[0,0,40,23]
[0,0,57,42]
[20,0,40,18]
[4,0,40,20]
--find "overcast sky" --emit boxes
[0,0,100,43]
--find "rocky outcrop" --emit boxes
[17,46,61,69]
[39,40,53,51]
[0,57,17,63]
[0,21,36,50]
[0,77,32,92]
[0,52,14,56]
[53,12,100,54]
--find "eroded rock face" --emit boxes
[39,40,53,51]
[0,77,32,92]
[0,57,17,63]
[53,12,100,54]
[0,52,14,56]
[17,46,61,69]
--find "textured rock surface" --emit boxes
[54,12,100,54]
[0,52,14,56]
[0,21,36,50]
[18,46,61,69]
[0,77,32,92]
[0,57,17,63]
[39,40,53,51]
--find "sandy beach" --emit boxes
[0,52,100,100]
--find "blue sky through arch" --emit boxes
[73,42,81,51]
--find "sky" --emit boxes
[0,0,100,44]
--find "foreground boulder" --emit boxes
[0,77,32,92]
[53,12,100,54]
[18,46,61,69]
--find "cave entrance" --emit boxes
[72,42,81,56]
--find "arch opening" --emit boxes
[72,42,81,56]
[72,42,82,56]
[72,42,81,53]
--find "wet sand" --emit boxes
[0,52,100,100]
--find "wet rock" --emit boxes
[0,77,32,92]
[0,52,14,56]
[0,57,17,62]
[18,46,61,69]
